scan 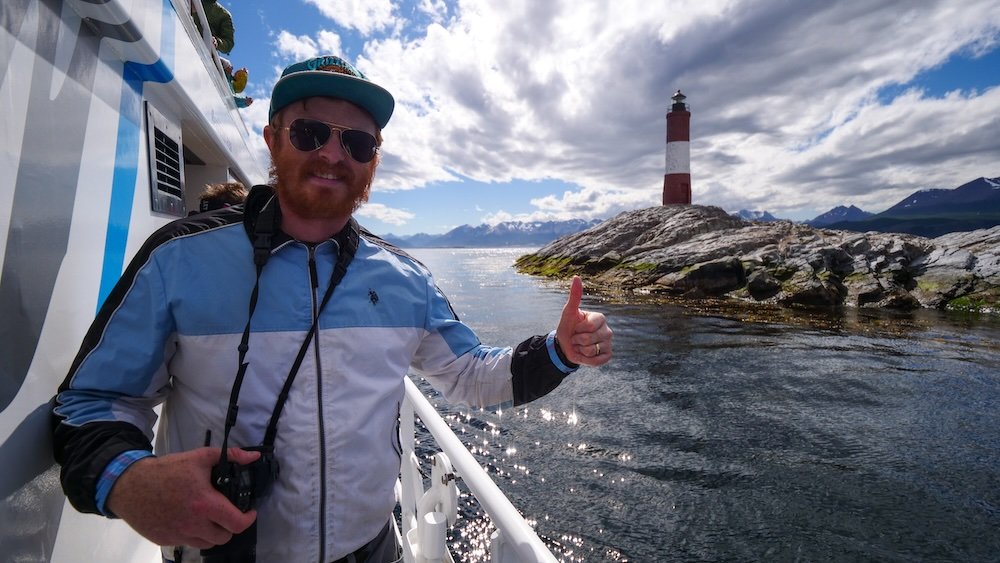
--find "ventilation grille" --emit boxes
[145,102,186,216]
[153,128,182,198]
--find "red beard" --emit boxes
[268,146,372,220]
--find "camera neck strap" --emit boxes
[218,214,360,468]
[262,220,359,446]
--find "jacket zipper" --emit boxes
[308,244,328,563]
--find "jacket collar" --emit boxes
[242,184,358,253]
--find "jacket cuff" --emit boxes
[95,450,156,517]
[546,331,579,373]
[510,332,576,406]
[52,419,153,515]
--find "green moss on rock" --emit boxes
[619,262,659,273]
[770,266,797,281]
[945,286,1000,313]
[514,254,576,277]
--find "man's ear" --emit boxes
[263,125,275,150]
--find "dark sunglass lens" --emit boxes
[340,130,378,163]
[288,119,331,151]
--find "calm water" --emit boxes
[406,247,1000,563]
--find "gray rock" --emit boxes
[653,256,747,297]
[746,268,782,300]
[515,205,1000,313]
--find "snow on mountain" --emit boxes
[382,218,602,248]
[733,209,780,222]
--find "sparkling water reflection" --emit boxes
[406,247,1000,562]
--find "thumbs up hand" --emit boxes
[556,276,613,367]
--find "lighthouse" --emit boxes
[662,90,691,205]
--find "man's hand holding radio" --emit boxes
[107,447,261,549]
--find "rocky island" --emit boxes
[515,205,1000,314]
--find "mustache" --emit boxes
[267,149,360,184]
[306,161,355,182]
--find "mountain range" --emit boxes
[818,176,1000,237]
[733,176,1000,237]
[381,176,999,248]
[805,205,874,227]
[733,209,779,222]
[381,218,602,248]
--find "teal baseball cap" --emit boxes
[268,55,395,129]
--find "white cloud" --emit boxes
[269,0,1000,223]
[480,210,515,226]
[356,202,416,225]
[316,30,343,55]
[304,0,397,35]
[237,98,272,181]
[275,30,318,60]
[416,0,449,23]
[765,86,1000,214]
[479,187,659,226]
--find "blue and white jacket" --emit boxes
[52,186,577,562]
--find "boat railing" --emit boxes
[186,0,229,81]
[398,377,558,563]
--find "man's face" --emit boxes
[265,97,378,221]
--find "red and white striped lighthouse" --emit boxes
[662,90,691,205]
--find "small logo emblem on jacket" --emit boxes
[368,289,379,305]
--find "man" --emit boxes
[192,0,235,54]
[219,58,253,109]
[197,181,249,213]
[52,55,613,562]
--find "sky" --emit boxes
[217,0,1000,236]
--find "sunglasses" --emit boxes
[280,118,379,163]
